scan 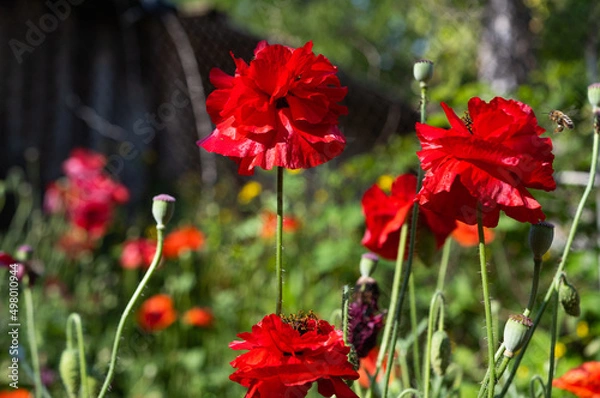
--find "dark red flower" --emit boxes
[361,174,456,260]
[553,361,600,397]
[416,97,556,227]
[230,313,359,398]
[199,41,348,175]
[348,275,385,358]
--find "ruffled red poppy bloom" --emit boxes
[230,313,359,398]
[451,221,495,247]
[260,211,300,239]
[416,97,556,228]
[162,226,205,259]
[183,307,214,328]
[137,294,177,332]
[361,174,456,260]
[553,361,600,397]
[199,41,348,175]
[120,238,156,269]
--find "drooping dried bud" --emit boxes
[528,222,554,260]
[430,330,452,376]
[152,194,176,229]
[559,275,581,317]
[503,314,533,358]
[413,59,434,84]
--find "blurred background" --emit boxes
[1,0,600,397]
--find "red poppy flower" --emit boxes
[230,313,359,398]
[162,226,205,259]
[0,390,33,398]
[120,238,156,269]
[416,97,556,228]
[199,41,348,175]
[260,211,300,239]
[357,348,399,389]
[137,294,177,332]
[183,307,214,328]
[361,174,456,260]
[553,361,600,397]
[451,221,495,247]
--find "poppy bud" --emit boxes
[528,221,554,260]
[59,348,80,395]
[359,252,379,278]
[588,83,600,108]
[503,314,532,358]
[559,275,581,317]
[413,59,434,84]
[15,245,33,262]
[152,194,176,229]
[349,270,385,358]
[430,330,452,376]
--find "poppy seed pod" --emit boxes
[588,83,600,108]
[413,59,434,84]
[559,276,581,317]
[430,330,452,376]
[529,221,554,260]
[503,314,533,358]
[152,194,175,229]
[359,252,379,278]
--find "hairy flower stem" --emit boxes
[546,290,559,398]
[409,274,422,383]
[476,205,496,398]
[424,292,445,398]
[98,226,165,398]
[525,258,542,316]
[276,166,284,315]
[436,240,452,292]
[24,278,43,398]
[65,314,90,398]
[477,345,506,398]
[499,121,600,397]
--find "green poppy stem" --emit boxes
[546,289,560,398]
[498,120,600,397]
[276,166,284,315]
[97,225,165,398]
[66,313,90,398]
[476,205,496,398]
[24,277,43,398]
[424,291,445,398]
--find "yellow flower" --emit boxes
[377,174,394,192]
[554,342,567,359]
[238,181,262,204]
[286,169,303,175]
[576,321,589,338]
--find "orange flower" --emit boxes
[0,390,33,398]
[162,226,205,259]
[183,307,214,328]
[260,211,300,239]
[137,294,177,332]
[553,361,600,398]
[357,348,399,389]
[451,221,495,247]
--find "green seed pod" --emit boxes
[528,222,554,260]
[559,276,581,317]
[503,314,533,358]
[413,60,434,84]
[588,83,600,108]
[152,194,176,229]
[359,252,379,278]
[430,330,452,376]
[59,348,80,397]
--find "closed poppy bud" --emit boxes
[503,314,533,358]
[559,275,581,317]
[528,222,554,260]
[414,59,434,84]
[59,348,79,396]
[588,83,600,108]
[152,194,175,229]
[359,252,379,278]
[430,330,451,376]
